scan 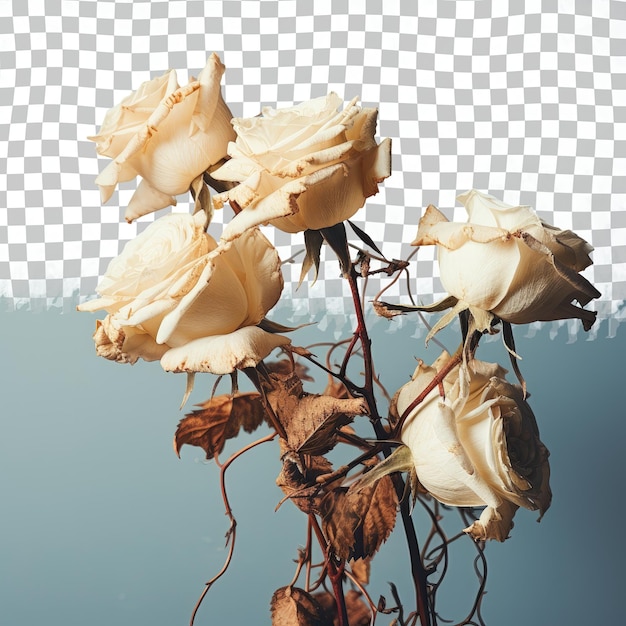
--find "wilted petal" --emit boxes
[491,233,600,327]
[88,69,180,158]
[438,238,521,312]
[157,228,283,345]
[92,315,169,364]
[457,189,540,232]
[536,222,595,271]
[156,249,249,346]
[95,160,138,204]
[125,179,177,222]
[464,500,519,542]
[160,326,291,375]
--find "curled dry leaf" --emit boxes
[276,446,334,515]
[265,358,315,382]
[174,392,266,459]
[267,371,368,456]
[349,557,371,586]
[270,586,330,626]
[372,299,405,320]
[321,469,398,561]
[313,590,372,626]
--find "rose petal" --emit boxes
[537,222,595,271]
[88,69,180,158]
[160,326,291,375]
[438,238,522,311]
[464,500,519,542]
[92,315,169,364]
[156,228,284,346]
[457,189,540,232]
[125,179,177,222]
[95,160,138,204]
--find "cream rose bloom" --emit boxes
[77,211,289,375]
[210,93,392,241]
[394,353,551,542]
[413,190,601,330]
[90,53,235,222]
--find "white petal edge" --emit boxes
[160,326,291,375]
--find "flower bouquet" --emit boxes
[79,54,600,625]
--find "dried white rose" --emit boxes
[413,189,600,330]
[394,352,551,542]
[78,211,289,375]
[90,53,235,222]
[211,93,392,241]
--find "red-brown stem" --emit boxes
[309,515,349,626]
[347,267,379,417]
[393,351,463,437]
[345,268,432,626]
[190,432,277,626]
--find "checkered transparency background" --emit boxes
[2,0,625,336]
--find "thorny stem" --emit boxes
[310,515,350,626]
[346,266,379,417]
[343,568,381,622]
[393,350,464,437]
[345,266,433,626]
[189,432,277,626]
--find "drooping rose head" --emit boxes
[394,353,551,542]
[90,53,236,222]
[77,211,289,375]
[210,93,392,241]
[413,190,601,330]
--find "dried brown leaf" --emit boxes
[372,300,405,319]
[270,586,330,626]
[190,173,213,223]
[267,372,368,456]
[344,590,372,626]
[286,344,316,359]
[349,557,371,586]
[321,471,398,561]
[266,358,315,382]
[276,450,334,515]
[174,392,266,459]
[313,590,371,626]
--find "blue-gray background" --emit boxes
[1,310,623,625]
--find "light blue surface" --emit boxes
[1,310,623,625]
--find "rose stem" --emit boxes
[309,514,349,626]
[394,350,463,436]
[346,266,433,626]
[189,432,277,626]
